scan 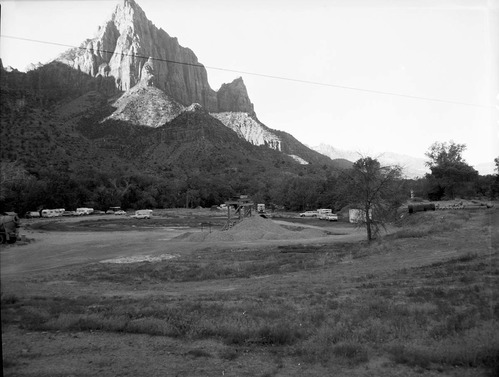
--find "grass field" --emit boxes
[2,208,498,376]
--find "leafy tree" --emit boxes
[425,141,467,168]
[342,157,404,241]
[0,160,29,201]
[424,141,478,200]
[490,156,499,199]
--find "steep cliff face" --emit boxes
[217,78,255,115]
[210,112,281,151]
[56,0,252,113]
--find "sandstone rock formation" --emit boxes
[103,84,185,128]
[217,77,255,115]
[140,57,155,87]
[56,0,254,114]
[210,112,281,151]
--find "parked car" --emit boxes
[317,209,332,219]
[299,211,318,217]
[325,214,339,221]
[62,211,76,216]
[114,210,127,215]
[25,211,41,218]
[130,209,153,219]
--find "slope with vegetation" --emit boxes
[0,62,349,214]
[1,206,497,376]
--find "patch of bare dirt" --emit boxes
[181,215,329,242]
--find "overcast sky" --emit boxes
[1,0,498,170]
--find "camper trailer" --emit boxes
[41,209,57,218]
[76,208,94,216]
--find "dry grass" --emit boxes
[2,209,498,376]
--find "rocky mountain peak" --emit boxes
[110,0,147,34]
[56,0,254,114]
[217,77,255,115]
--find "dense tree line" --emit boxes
[1,141,498,216]
[0,162,348,215]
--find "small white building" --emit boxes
[349,209,372,223]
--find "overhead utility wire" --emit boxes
[1,34,492,109]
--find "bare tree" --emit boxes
[343,157,404,241]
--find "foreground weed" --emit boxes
[332,342,369,364]
[186,348,212,358]
[219,347,240,361]
[1,293,19,305]
[387,321,499,369]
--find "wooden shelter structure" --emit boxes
[222,195,254,230]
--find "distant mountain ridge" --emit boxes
[312,143,496,177]
[312,143,428,178]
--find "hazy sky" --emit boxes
[1,0,498,169]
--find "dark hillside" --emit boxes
[1,65,352,212]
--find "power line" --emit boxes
[1,34,492,109]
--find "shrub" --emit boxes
[126,317,172,336]
[392,228,428,238]
[19,306,51,330]
[387,321,499,369]
[1,293,19,305]
[44,313,128,332]
[256,323,302,346]
[386,343,431,368]
[296,323,368,364]
[219,347,239,360]
[186,348,212,358]
[457,252,478,262]
[332,342,369,364]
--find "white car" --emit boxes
[299,211,318,218]
[131,214,149,219]
[131,210,153,219]
[114,210,127,215]
[325,214,338,221]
